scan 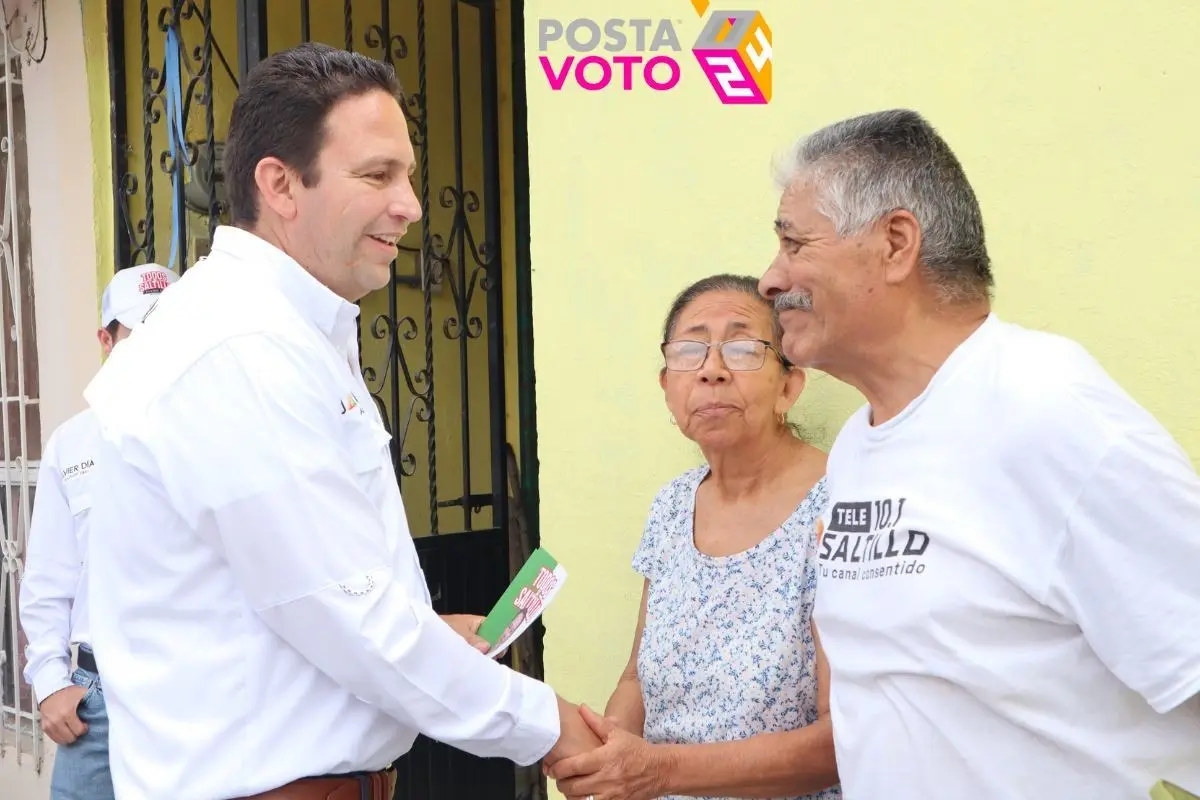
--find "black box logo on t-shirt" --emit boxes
[819,498,930,581]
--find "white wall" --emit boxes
[23,0,102,435]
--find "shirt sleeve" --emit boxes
[18,435,79,705]
[1052,427,1200,714]
[631,481,679,581]
[148,333,559,766]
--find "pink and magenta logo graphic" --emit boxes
[536,3,773,105]
[690,1,773,104]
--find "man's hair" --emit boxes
[775,109,993,304]
[223,42,405,227]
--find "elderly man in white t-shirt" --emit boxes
[758,108,1200,799]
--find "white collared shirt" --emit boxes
[18,408,101,704]
[83,226,559,799]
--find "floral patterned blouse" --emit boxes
[633,466,841,800]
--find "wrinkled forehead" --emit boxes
[674,292,773,340]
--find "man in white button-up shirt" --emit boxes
[82,43,598,800]
[19,264,177,800]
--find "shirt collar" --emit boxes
[210,225,360,350]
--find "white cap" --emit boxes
[100,264,178,329]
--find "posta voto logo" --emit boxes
[536,1,773,105]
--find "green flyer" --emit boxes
[478,548,567,657]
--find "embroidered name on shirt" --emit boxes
[818,498,930,581]
[61,459,95,481]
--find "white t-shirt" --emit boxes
[814,314,1200,799]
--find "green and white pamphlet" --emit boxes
[478,548,567,658]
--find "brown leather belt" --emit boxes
[237,769,397,800]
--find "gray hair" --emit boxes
[774,109,993,304]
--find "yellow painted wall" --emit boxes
[525,0,1200,743]
[82,0,113,305]
[91,1,523,537]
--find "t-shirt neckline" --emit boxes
[863,313,999,442]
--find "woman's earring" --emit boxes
[670,415,678,426]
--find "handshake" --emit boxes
[443,614,669,800]
[541,696,668,800]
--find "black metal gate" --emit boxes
[106,2,542,797]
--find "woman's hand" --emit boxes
[548,705,671,800]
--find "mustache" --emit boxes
[774,291,813,312]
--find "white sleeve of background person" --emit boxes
[17,430,80,705]
[1052,424,1200,714]
[148,333,560,766]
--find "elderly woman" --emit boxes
[550,274,840,800]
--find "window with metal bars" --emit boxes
[0,42,44,768]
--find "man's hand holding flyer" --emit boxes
[477,548,567,658]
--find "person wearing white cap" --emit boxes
[18,263,177,800]
[98,262,176,335]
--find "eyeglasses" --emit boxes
[660,338,792,372]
